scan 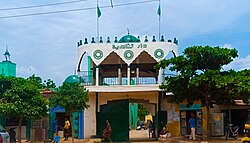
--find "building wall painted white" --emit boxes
[84,93,96,138]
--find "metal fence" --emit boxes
[78,71,177,86]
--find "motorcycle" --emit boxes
[225,124,239,140]
[7,128,16,143]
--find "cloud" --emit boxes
[223,54,250,71]
[223,44,233,49]
[16,65,39,78]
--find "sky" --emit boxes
[0,0,249,86]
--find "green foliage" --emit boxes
[50,82,89,143]
[50,82,89,114]
[0,76,14,98]
[43,79,56,88]
[138,104,149,121]
[27,74,44,89]
[156,45,249,139]
[0,77,49,119]
[213,69,250,106]
[156,46,238,72]
[155,45,245,107]
[27,74,57,89]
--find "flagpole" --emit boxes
[97,0,99,43]
[158,0,161,41]
[110,0,113,8]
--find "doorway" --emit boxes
[180,109,202,135]
[129,101,157,142]
[55,113,71,136]
[98,99,157,142]
[186,110,196,135]
[99,100,129,142]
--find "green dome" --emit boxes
[118,34,140,43]
[64,75,79,83]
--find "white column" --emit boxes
[96,67,99,86]
[127,66,130,85]
[158,68,163,84]
[118,68,122,85]
[136,67,139,85]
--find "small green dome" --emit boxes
[64,75,79,83]
[118,34,140,43]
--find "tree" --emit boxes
[43,79,56,88]
[0,77,49,143]
[50,82,89,143]
[0,76,13,98]
[27,75,57,89]
[138,104,149,121]
[213,69,250,122]
[27,74,44,89]
[155,46,240,139]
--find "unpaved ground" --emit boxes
[21,129,243,143]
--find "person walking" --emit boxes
[189,112,196,140]
[64,118,70,141]
[102,120,112,143]
[148,121,153,138]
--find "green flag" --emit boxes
[97,5,102,18]
[157,4,161,16]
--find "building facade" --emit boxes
[77,34,178,142]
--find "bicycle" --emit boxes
[225,123,239,140]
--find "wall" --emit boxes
[84,93,96,138]
[0,61,16,76]
[161,97,210,137]
[161,97,180,136]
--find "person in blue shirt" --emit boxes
[189,112,196,140]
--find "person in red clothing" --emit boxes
[102,120,112,143]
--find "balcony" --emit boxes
[78,71,176,86]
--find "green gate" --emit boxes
[99,100,129,142]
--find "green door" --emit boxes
[99,100,129,142]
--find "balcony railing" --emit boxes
[78,71,177,86]
[78,71,94,86]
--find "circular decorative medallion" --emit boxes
[154,49,164,59]
[124,50,134,60]
[93,50,103,60]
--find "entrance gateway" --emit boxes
[90,90,160,142]
[76,34,178,141]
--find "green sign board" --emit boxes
[180,104,201,110]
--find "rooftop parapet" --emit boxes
[77,34,178,47]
